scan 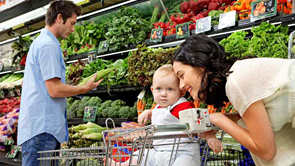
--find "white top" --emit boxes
[226,58,295,165]
[226,58,295,131]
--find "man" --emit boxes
[17,1,102,165]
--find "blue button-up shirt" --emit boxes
[17,28,68,145]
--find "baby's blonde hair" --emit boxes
[154,64,175,77]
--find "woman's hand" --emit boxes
[207,138,223,154]
[138,109,152,126]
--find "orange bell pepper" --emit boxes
[234,0,246,11]
[245,0,253,10]
[239,10,251,19]
[287,2,292,8]
[283,5,292,14]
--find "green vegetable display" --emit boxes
[105,6,150,51]
[126,44,178,86]
[208,10,224,26]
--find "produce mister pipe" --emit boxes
[159,0,171,22]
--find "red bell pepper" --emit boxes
[189,23,196,30]
[200,10,210,17]
[192,14,205,21]
[198,0,210,10]
[208,2,220,11]
[218,0,232,5]
[153,22,166,29]
[189,0,201,14]
[165,21,177,35]
[218,4,228,10]
[180,2,190,13]
[170,13,191,24]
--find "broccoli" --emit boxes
[77,109,84,118]
[67,97,74,105]
[108,105,120,118]
[101,100,112,109]
[67,100,80,119]
[118,106,132,118]
[96,106,103,118]
[130,107,137,118]
[88,97,102,107]
[67,97,75,110]
[111,99,126,107]
[102,107,110,118]
[77,96,90,114]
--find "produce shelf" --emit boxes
[67,118,134,127]
[0,151,22,166]
[86,84,148,94]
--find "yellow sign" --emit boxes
[76,0,90,6]
[12,23,25,30]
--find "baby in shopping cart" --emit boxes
[104,64,222,166]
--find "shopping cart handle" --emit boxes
[179,108,214,133]
[153,124,189,132]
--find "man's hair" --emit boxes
[154,64,175,77]
[46,0,82,26]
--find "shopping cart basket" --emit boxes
[38,146,105,166]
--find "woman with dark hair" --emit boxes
[173,34,295,166]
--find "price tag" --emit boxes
[292,0,295,13]
[6,145,20,158]
[137,90,146,100]
[250,0,276,22]
[150,29,163,42]
[0,62,3,71]
[218,11,236,29]
[83,106,97,122]
[88,50,97,63]
[288,30,295,59]
[176,23,190,39]
[195,16,212,34]
[97,41,108,54]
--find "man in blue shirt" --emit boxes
[17,1,102,165]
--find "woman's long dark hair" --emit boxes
[173,35,237,108]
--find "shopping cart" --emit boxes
[38,108,237,166]
[38,146,105,166]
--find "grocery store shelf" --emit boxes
[0,152,21,166]
[67,118,133,127]
[0,0,150,44]
[87,84,148,94]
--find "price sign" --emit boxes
[6,145,20,158]
[88,50,97,63]
[195,16,212,34]
[97,40,108,54]
[218,11,236,29]
[137,90,146,100]
[83,106,97,122]
[250,0,276,22]
[150,29,163,42]
[288,30,295,59]
[176,23,190,39]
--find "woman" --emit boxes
[172,34,295,166]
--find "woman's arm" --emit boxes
[210,100,276,161]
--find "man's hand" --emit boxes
[138,109,152,126]
[83,74,103,93]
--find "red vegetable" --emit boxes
[200,10,210,17]
[165,21,177,35]
[170,13,191,24]
[180,2,190,13]
[208,2,220,11]
[198,0,210,10]
[189,0,201,14]
[192,14,205,21]
[189,23,196,30]
[153,22,166,29]
[218,4,229,10]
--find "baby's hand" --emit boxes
[138,109,152,126]
[207,138,223,154]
